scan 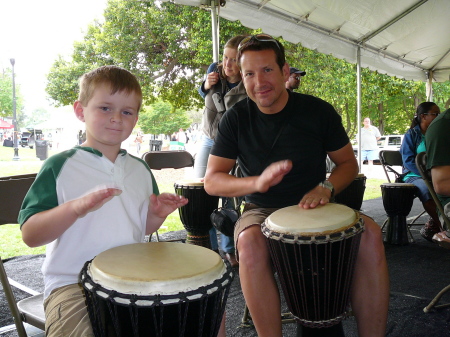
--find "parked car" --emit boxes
[21,129,43,149]
[353,134,404,163]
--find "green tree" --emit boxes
[0,69,23,120]
[138,101,191,137]
[46,0,252,110]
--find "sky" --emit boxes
[0,0,107,115]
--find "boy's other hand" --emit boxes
[149,193,188,219]
[73,188,122,218]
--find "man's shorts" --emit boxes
[44,283,94,337]
[361,149,378,161]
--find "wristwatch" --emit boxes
[320,180,335,198]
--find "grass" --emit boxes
[0,145,385,259]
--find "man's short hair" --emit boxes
[78,65,143,111]
[237,34,286,71]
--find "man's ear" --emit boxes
[73,101,85,122]
[283,63,290,81]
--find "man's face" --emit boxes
[240,49,289,114]
[287,73,301,90]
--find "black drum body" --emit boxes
[381,183,416,245]
[174,181,219,247]
[334,174,366,211]
[262,204,364,329]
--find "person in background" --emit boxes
[134,131,144,155]
[425,107,450,246]
[19,66,188,337]
[360,117,381,167]
[194,34,249,268]
[204,34,388,337]
[400,102,442,241]
[285,67,306,91]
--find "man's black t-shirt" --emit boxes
[211,91,349,208]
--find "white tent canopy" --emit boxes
[165,0,450,83]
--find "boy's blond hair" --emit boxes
[78,65,143,111]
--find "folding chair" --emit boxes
[0,174,46,337]
[416,152,450,313]
[379,150,426,242]
[142,150,195,242]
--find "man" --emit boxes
[361,117,381,166]
[204,34,389,337]
[425,108,450,245]
[285,67,306,91]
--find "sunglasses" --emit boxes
[238,34,281,52]
[423,113,440,116]
[290,75,301,80]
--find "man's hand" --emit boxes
[256,160,292,193]
[72,188,122,218]
[149,193,188,219]
[299,184,331,209]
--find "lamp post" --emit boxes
[10,58,19,160]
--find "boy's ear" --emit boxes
[73,101,85,122]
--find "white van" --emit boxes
[353,134,404,162]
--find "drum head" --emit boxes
[265,203,357,235]
[174,179,204,187]
[89,243,225,295]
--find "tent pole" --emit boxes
[356,46,362,173]
[210,0,220,63]
[426,71,434,101]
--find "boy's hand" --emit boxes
[149,193,188,219]
[73,188,122,218]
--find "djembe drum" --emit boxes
[80,242,234,337]
[334,173,367,210]
[174,179,220,248]
[261,203,364,335]
[381,183,416,245]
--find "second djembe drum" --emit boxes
[262,203,364,331]
[174,179,220,248]
[381,182,416,245]
[334,173,367,210]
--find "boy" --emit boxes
[19,65,188,336]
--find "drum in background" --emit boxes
[262,203,364,331]
[80,242,234,337]
[381,183,416,245]
[174,180,219,248]
[334,173,367,210]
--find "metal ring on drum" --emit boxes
[174,179,219,248]
[333,173,367,211]
[80,242,234,337]
[261,203,364,334]
[380,183,416,245]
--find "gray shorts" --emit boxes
[44,283,94,337]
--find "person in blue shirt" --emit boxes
[400,101,442,241]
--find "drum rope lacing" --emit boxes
[79,259,235,336]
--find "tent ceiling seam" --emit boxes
[232,0,430,74]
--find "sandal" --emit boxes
[420,218,441,242]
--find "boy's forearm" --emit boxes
[21,201,79,247]
[145,216,166,236]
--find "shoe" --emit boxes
[225,253,239,268]
[420,218,441,242]
[432,231,450,249]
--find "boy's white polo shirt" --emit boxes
[19,146,158,298]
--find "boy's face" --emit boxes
[74,85,139,153]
